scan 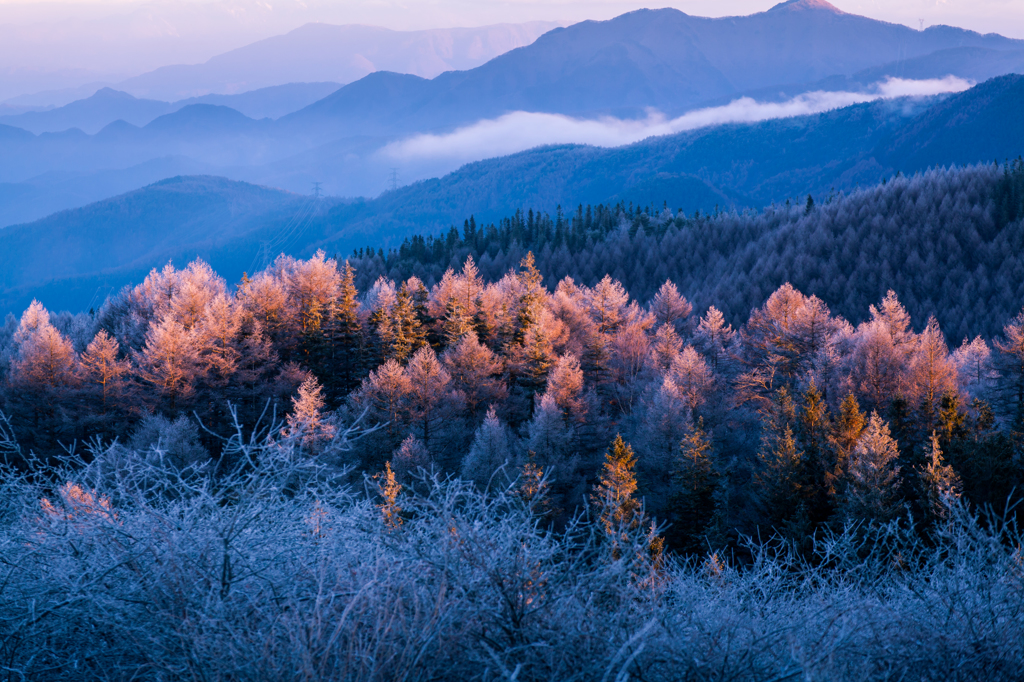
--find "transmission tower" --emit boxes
[312,181,322,198]
[388,168,399,192]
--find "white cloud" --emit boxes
[382,76,972,163]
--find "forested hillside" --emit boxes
[3,162,1024,682]
[347,162,1024,341]
[3,158,1024,541]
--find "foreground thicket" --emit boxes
[0,427,1021,681]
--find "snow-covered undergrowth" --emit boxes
[0,418,1021,681]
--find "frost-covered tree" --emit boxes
[80,330,130,412]
[461,406,513,488]
[649,280,692,331]
[839,412,902,523]
[284,374,337,450]
[694,306,734,372]
[135,315,198,411]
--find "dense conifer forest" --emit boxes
[2,161,1024,679]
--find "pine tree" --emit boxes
[829,393,866,494]
[329,260,363,392]
[921,431,961,521]
[839,412,902,523]
[798,381,833,524]
[593,435,642,549]
[667,418,719,553]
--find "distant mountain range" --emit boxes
[3,1,1024,227]
[3,73,1024,317]
[115,21,565,102]
[0,84,342,135]
[284,1,1024,134]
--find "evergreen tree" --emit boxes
[839,412,902,524]
[461,406,513,488]
[593,435,642,558]
[667,418,719,553]
[920,431,962,522]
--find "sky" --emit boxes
[1,0,1023,101]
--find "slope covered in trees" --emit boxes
[3,163,1024,679]
[348,162,1024,341]
[3,160,1024,546]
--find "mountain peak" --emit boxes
[768,0,845,13]
[90,88,137,101]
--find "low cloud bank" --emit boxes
[382,76,972,163]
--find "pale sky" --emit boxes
[1,0,1023,100]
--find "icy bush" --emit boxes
[0,412,1021,681]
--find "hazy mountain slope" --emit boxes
[116,21,564,101]
[3,4,1023,211]
[0,157,214,228]
[180,82,342,120]
[307,96,934,249]
[0,176,316,314]
[0,83,344,135]
[0,88,174,134]
[287,1,1024,135]
[7,75,1024,316]
[880,74,1024,170]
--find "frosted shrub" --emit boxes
[0,412,1022,681]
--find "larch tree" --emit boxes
[526,393,573,466]
[356,359,412,441]
[135,315,199,412]
[694,306,735,373]
[909,316,959,431]
[952,335,994,399]
[404,346,455,452]
[284,374,337,450]
[649,280,692,331]
[669,347,714,414]
[994,308,1024,421]
[544,353,588,425]
[10,302,79,391]
[441,331,506,418]
[391,434,431,481]
[80,330,130,413]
